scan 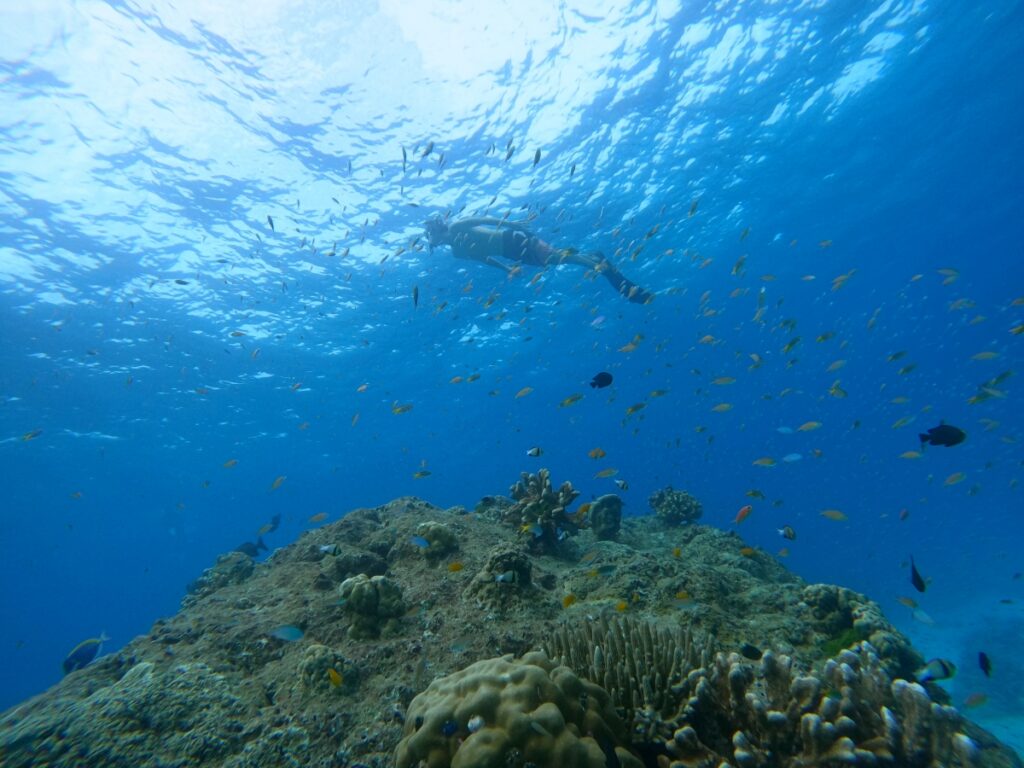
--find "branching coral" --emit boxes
[505,469,581,552]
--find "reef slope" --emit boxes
[1,492,1019,767]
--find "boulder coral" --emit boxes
[338,573,406,639]
[649,486,703,526]
[395,652,642,768]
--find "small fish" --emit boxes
[421,141,433,158]
[515,387,533,399]
[712,377,735,386]
[495,570,516,583]
[412,285,419,308]
[270,625,304,642]
[562,594,577,609]
[797,421,822,432]
[782,453,803,463]
[21,429,43,441]
[896,596,918,609]
[829,380,848,398]
[413,470,432,478]
[919,423,966,447]
[746,489,766,499]
[590,371,613,388]
[588,447,606,459]
[410,535,430,549]
[733,505,753,524]
[559,393,583,407]
[526,447,543,457]
[270,475,286,491]
[319,544,340,555]
[625,403,646,416]
[327,667,343,687]
[594,468,618,479]
[308,512,328,523]
[521,522,543,538]
[899,508,910,521]
[971,351,998,361]
[235,536,267,557]
[820,509,847,522]
[267,215,275,231]
[910,556,926,593]
[391,402,414,414]
[944,471,967,486]
[752,457,776,467]
[672,546,682,558]
[712,403,733,412]
[615,600,628,612]
[778,525,796,541]
[62,633,110,674]
[962,692,988,709]
[900,450,922,459]
[533,149,541,166]
[614,479,629,490]
[447,562,464,573]
[979,652,992,677]
[223,458,238,468]
[739,547,756,557]
[916,658,956,683]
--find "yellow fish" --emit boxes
[447,562,464,573]
[739,547,756,557]
[270,475,286,491]
[515,387,533,399]
[649,389,670,397]
[820,509,848,522]
[588,447,607,460]
[698,334,717,345]
[971,351,998,361]
[891,416,915,429]
[944,472,966,486]
[826,359,846,372]
[391,402,414,414]
[712,377,735,386]
[900,451,923,460]
[412,470,431,479]
[672,546,682,558]
[223,459,238,468]
[559,393,583,407]
[797,421,822,432]
[309,512,328,523]
[829,380,848,398]
[625,403,646,416]
[712,403,733,413]
[594,468,618,479]
[449,376,464,384]
[562,594,577,609]
[752,457,776,467]
[327,668,342,687]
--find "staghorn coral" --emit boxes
[544,617,713,743]
[506,468,581,552]
[545,617,988,767]
[649,486,703,526]
[338,573,406,639]
[394,651,643,768]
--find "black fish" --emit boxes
[590,371,613,389]
[412,285,419,308]
[740,642,762,660]
[235,536,267,558]
[267,215,275,232]
[979,651,992,677]
[910,555,926,593]
[919,422,966,447]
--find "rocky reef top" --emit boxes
[1,483,1019,768]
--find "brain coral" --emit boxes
[395,651,642,768]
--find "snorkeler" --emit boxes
[424,216,654,304]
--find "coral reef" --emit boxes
[339,573,406,639]
[649,486,703,526]
[414,521,459,561]
[589,493,623,540]
[0,494,1018,768]
[395,651,642,768]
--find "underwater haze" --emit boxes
[2,0,1023,754]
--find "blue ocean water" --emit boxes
[1,0,1022,753]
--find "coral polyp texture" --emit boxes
[395,651,642,768]
[649,486,704,526]
[0,491,1018,768]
